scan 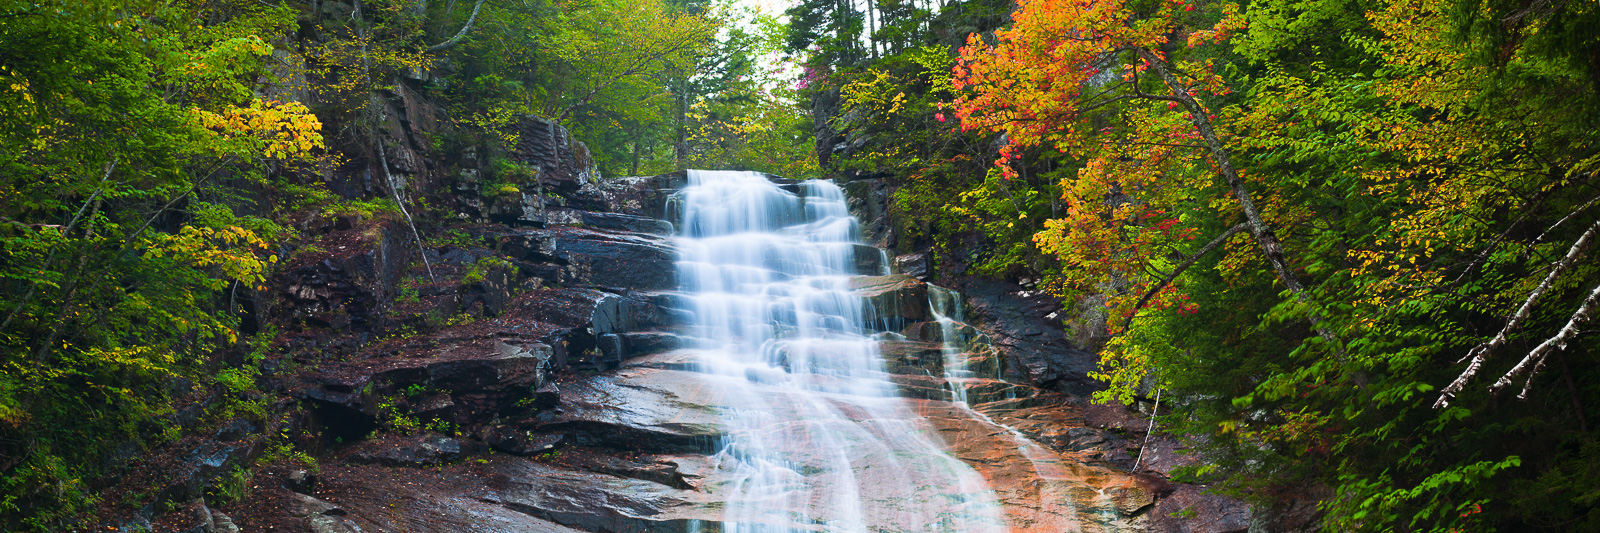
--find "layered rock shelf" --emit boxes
[128,167,1257,533]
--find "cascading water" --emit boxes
[672,170,1007,532]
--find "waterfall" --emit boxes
[672,170,1006,532]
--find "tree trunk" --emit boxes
[1137,48,1342,351]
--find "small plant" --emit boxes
[259,432,319,473]
[461,256,514,285]
[424,418,457,436]
[398,276,423,304]
[326,197,400,219]
[292,243,327,259]
[205,465,254,506]
[427,228,481,250]
[402,383,430,398]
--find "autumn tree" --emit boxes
[951,0,1600,529]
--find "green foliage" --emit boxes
[0,0,321,528]
[203,465,253,507]
[934,0,1600,528]
[462,256,513,285]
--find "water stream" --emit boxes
[672,170,1007,532]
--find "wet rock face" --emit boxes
[489,226,677,291]
[956,277,1103,395]
[279,223,414,332]
[841,178,896,249]
[509,115,600,196]
[851,274,931,330]
[546,208,675,236]
[344,433,462,467]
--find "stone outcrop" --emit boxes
[851,274,931,329]
[344,433,463,467]
[488,226,678,291]
[956,277,1103,396]
[278,222,415,332]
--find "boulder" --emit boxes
[893,252,932,280]
[492,226,677,290]
[851,274,930,330]
[546,209,675,236]
[345,433,462,467]
[955,277,1102,395]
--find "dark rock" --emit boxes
[284,469,317,494]
[480,427,565,456]
[491,226,676,290]
[852,243,887,275]
[547,209,675,236]
[851,275,930,330]
[840,178,896,249]
[346,433,462,466]
[618,331,687,360]
[596,175,679,218]
[893,252,932,280]
[1147,484,1251,533]
[277,222,414,332]
[537,368,725,454]
[562,453,692,489]
[955,277,1101,395]
[411,393,456,418]
[507,115,600,196]
[212,418,256,442]
[1249,486,1329,533]
[485,191,547,226]
[1062,426,1113,452]
[423,340,552,391]
[597,333,625,369]
[155,440,260,506]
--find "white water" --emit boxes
[672,170,1007,532]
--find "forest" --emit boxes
[1,0,1597,531]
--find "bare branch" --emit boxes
[1435,216,1600,409]
[426,0,486,52]
[1118,223,1250,333]
[1495,279,1600,400]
